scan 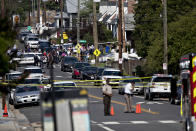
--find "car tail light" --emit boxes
[74,69,80,75]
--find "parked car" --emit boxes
[72,62,91,79]
[38,40,51,52]
[101,68,123,86]
[23,66,45,79]
[19,53,35,65]
[5,71,22,82]
[13,85,40,108]
[25,36,39,49]
[53,81,77,91]
[19,31,32,42]
[144,74,173,101]
[80,66,98,80]
[119,76,144,95]
[61,56,78,72]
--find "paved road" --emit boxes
[16,39,183,131]
[18,64,183,131]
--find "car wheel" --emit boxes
[170,98,175,104]
[9,99,13,105]
[14,104,19,109]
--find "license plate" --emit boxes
[27,99,31,102]
[91,76,94,79]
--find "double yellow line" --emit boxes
[88,94,159,115]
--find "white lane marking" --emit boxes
[136,101,163,105]
[158,120,178,124]
[102,122,120,125]
[89,101,100,103]
[91,120,97,124]
[134,95,144,99]
[97,124,115,131]
[130,121,149,124]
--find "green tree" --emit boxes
[133,0,196,75]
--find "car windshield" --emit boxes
[75,63,90,68]
[28,38,38,41]
[6,73,21,80]
[103,71,122,76]
[54,83,75,90]
[16,86,39,93]
[24,79,41,84]
[153,77,172,82]
[84,67,97,71]
[98,68,104,75]
[39,42,50,47]
[24,69,42,74]
[23,54,34,57]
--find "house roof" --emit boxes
[66,0,87,14]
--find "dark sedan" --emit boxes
[72,62,91,79]
[61,56,78,72]
[80,66,98,80]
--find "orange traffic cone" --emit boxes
[136,104,141,114]
[110,106,114,116]
[3,104,8,117]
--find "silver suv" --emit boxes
[144,74,172,100]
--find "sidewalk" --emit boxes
[0,98,34,131]
[0,98,19,131]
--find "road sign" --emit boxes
[27,26,31,31]
[79,40,86,43]
[75,43,81,50]
[76,48,80,54]
[163,63,167,70]
[119,58,123,64]
[93,49,101,57]
[63,32,68,39]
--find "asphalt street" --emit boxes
[18,63,183,131]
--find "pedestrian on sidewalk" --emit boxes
[102,78,112,116]
[124,81,135,113]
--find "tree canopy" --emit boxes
[133,0,196,75]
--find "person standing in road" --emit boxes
[124,81,135,113]
[102,78,112,116]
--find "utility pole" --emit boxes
[29,0,31,26]
[1,0,5,19]
[93,1,99,66]
[163,0,168,74]
[77,0,80,60]
[118,0,123,72]
[77,0,80,44]
[122,0,126,53]
[43,1,46,25]
[37,0,40,23]
[60,0,63,42]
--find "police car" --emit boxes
[144,74,172,100]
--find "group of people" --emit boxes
[102,78,135,116]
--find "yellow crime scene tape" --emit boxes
[0,76,182,88]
